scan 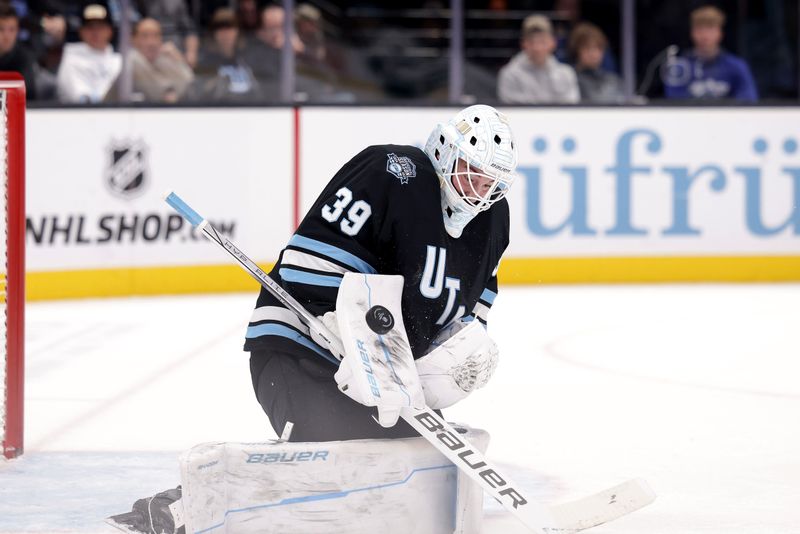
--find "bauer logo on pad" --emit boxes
[386,153,416,184]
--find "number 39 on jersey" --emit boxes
[321,187,372,236]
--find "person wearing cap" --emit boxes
[663,6,757,102]
[497,14,579,104]
[55,3,121,103]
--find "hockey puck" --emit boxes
[366,305,394,335]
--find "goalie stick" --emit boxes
[164,190,655,533]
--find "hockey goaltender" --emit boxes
[108,105,654,534]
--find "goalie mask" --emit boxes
[424,105,518,238]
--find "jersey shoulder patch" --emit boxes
[385,152,417,184]
[359,145,426,185]
[353,145,439,210]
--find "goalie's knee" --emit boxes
[179,426,489,534]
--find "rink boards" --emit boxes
[27,107,800,299]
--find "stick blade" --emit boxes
[549,478,656,532]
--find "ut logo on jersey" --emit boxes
[420,246,465,325]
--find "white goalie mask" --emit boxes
[424,105,518,238]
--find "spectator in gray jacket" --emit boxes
[497,14,579,104]
[106,17,193,102]
[136,0,199,67]
[569,22,624,103]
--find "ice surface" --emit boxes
[2,285,799,533]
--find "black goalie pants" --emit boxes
[249,342,421,442]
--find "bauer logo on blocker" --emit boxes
[106,139,149,199]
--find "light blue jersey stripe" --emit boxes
[480,288,497,305]
[279,268,343,287]
[245,323,338,365]
[289,234,377,274]
[195,464,454,534]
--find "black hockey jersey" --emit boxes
[244,144,509,365]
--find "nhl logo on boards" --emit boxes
[105,139,149,199]
[366,305,394,335]
[386,153,416,184]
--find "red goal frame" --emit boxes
[1,73,25,459]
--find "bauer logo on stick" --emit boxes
[366,305,394,334]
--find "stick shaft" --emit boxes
[165,191,344,357]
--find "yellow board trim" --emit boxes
[498,256,800,284]
[27,263,275,301]
[25,255,800,301]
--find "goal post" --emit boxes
[1,73,25,459]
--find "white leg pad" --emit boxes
[178,427,489,534]
[453,426,490,534]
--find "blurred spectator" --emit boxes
[497,15,579,104]
[189,7,260,102]
[241,3,303,70]
[295,3,324,64]
[135,0,199,67]
[56,3,121,103]
[9,2,70,100]
[663,5,758,102]
[106,17,192,102]
[552,0,618,73]
[13,2,67,60]
[199,0,235,28]
[37,2,104,46]
[15,2,81,44]
[236,0,260,35]
[0,4,37,97]
[254,4,302,53]
[39,9,66,51]
[240,3,351,102]
[240,4,286,99]
[292,3,347,101]
[569,22,623,103]
[39,9,65,35]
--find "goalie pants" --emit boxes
[250,343,421,442]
